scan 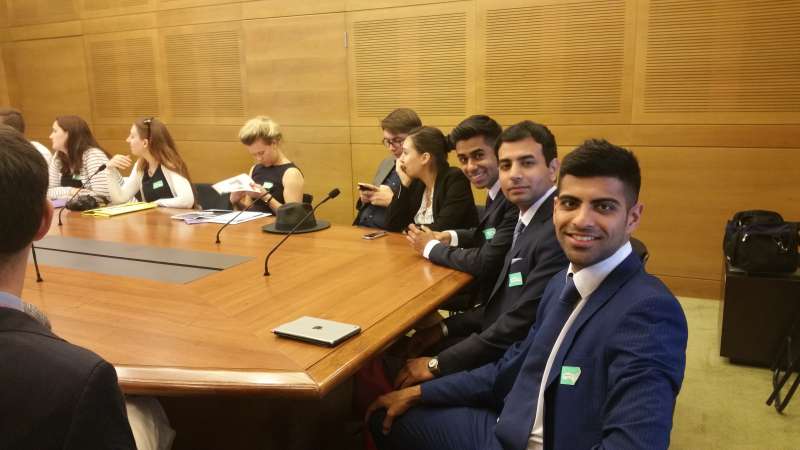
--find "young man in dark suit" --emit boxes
[0,125,136,449]
[354,108,422,229]
[368,139,688,450]
[405,115,518,311]
[392,121,569,387]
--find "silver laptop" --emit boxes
[273,316,361,347]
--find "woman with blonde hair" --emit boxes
[106,117,195,208]
[48,115,111,200]
[231,116,304,213]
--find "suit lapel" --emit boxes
[543,253,643,389]
[486,192,556,302]
[373,157,395,185]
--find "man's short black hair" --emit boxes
[0,108,25,134]
[449,115,502,150]
[495,120,557,165]
[0,125,47,256]
[558,139,641,207]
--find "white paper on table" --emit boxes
[190,211,271,225]
[212,174,260,194]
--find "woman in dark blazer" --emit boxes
[385,126,478,232]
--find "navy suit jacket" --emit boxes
[436,193,568,376]
[422,253,688,450]
[428,192,518,279]
[0,307,135,450]
[353,156,397,227]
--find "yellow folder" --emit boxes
[81,201,158,218]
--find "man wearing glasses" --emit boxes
[354,108,422,229]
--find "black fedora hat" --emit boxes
[262,202,330,234]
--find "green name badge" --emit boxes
[152,180,164,189]
[72,174,82,180]
[560,366,581,385]
[508,272,523,287]
[263,181,274,190]
[482,227,496,240]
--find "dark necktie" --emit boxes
[485,193,493,211]
[495,274,582,450]
[511,220,525,251]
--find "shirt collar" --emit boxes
[568,241,633,300]
[487,180,501,201]
[518,185,556,227]
[0,291,24,312]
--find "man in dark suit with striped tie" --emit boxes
[392,121,568,388]
[405,115,518,312]
[368,139,688,450]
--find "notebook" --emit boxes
[273,316,361,347]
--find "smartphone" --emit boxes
[362,231,388,240]
[358,182,378,192]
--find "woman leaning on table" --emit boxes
[230,116,304,213]
[105,117,195,209]
[385,126,478,232]
[47,115,111,200]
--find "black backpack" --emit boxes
[723,210,799,274]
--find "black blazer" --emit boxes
[385,166,478,232]
[428,192,518,278]
[436,192,569,376]
[0,308,135,450]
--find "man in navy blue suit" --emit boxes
[368,139,688,450]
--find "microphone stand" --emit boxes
[31,244,43,282]
[215,191,272,244]
[264,189,339,276]
[58,164,107,226]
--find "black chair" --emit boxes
[767,311,800,413]
[195,183,232,210]
[631,237,649,266]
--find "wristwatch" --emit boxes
[427,356,441,376]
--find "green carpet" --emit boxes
[671,297,800,450]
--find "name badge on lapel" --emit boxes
[152,180,164,189]
[482,227,496,240]
[560,366,581,385]
[263,181,274,190]
[508,272,523,287]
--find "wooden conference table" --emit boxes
[23,207,470,399]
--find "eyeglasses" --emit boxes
[143,117,153,140]
[382,136,406,148]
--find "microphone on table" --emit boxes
[31,244,43,282]
[264,188,340,276]
[215,190,272,244]
[58,164,107,226]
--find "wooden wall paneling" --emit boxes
[346,0,454,11]
[156,2,241,27]
[634,146,800,291]
[156,0,241,11]
[282,141,355,225]
[477,0,636,125]
[174,139,251,183]
[83,29,160,124]
[633,0,800,124]
[157,21,246,124]
[243,13,350,126]
[631,124,800,149]
[6,37,92,128]
[8,21,83,41]
[6,0,78,27]
[346,2,476,127]
[82,13,157,35]
[242,0,345,19]
[78,0,153,19]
